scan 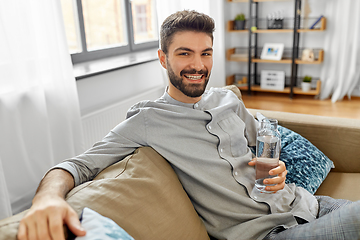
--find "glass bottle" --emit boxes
[255,118,281,193]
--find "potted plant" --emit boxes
[301,75,312,92]
[234,14,246,30]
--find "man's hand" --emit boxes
[248,159,287,193]
[17,195,85,240]
[17,169,86,240]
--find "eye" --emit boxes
[202,52,212,56]
[179,52,189,56]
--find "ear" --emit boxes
[157,49,167,69]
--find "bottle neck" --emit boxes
[260,119,278,130]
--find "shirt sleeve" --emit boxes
[49,104,148,187]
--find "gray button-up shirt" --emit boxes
[55,87,318,240]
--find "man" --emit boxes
[18,10,359,240]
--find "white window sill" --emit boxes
[73,48,159,80]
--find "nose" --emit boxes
[190,55,205,71]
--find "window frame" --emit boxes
[70,0,159,64]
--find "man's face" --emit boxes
[158,31,213,103]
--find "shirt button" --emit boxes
[234,171,238,176]
[220,148,224,152]
[208,125,212,130]
[194,103,199,108]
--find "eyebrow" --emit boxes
[174,47,213,53]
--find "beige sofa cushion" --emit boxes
[315,172,360,201]
[0,147,210,240]
[0,211,27,240]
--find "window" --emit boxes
[134,5,148,35]
[60,0,158,64]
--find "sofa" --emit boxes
[1,85,360,240]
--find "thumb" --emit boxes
[65,209,86,237]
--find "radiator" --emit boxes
[81,87,164,149]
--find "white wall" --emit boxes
[76,55,227,117]
[76,60,166,116]
[209,0,226,89]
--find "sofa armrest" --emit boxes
[247,109,360,173]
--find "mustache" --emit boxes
[180,69,208,77]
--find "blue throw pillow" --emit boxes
[255,113,334,194]
[75,207,134,240]
[278,125,334,194]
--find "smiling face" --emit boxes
[158,31,213,103]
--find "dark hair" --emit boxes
[160,10,215,54]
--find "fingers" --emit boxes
[17,219,27,240]
[265,161,287,192]
[18,208,60,240]
[27,219,38,240]
[248,158,256,166]
[17,200,84,240]
[65,208,86,237]
[36,212,52,240]
[264,170,287,193]
[265,176,286,193]
[250,158,287,193]
[265,170,287,186]
[48,212,66,240]
[269,161,286,176]
[18,216,38,240]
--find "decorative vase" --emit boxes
[301,82,311,92]
[234,20,246,30]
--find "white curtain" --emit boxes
[0,0,84,219]
[320,0,360,102]
[0,158,12,219]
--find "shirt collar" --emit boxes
[161,86,203,109]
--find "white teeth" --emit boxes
[185,75,202,80]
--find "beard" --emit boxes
[166,59,210,98]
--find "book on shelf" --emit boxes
[309,15,323,29]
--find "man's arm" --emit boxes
[17,169,86,240]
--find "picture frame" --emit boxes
[260,43,284,60]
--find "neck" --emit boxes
[167,84,202,104]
